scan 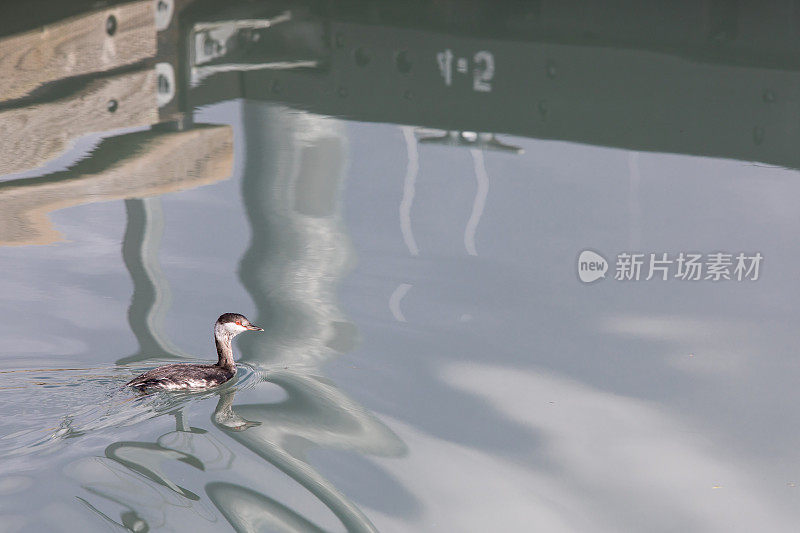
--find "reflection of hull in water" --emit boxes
[190,1,800,171]
[238,102,356,369]
[219,102,406,531]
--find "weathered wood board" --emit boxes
[0,0,155,102]
[0,125,233,246]
[0,68,158,176]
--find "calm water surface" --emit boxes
[2,1,800,531]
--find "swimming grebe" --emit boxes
[126,313,262,391]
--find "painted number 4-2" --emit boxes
[436,49,494,92]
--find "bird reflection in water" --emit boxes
[209,371,405,533]
[68,387,256,532]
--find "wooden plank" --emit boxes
[0,0,155,102]
[0,125,233,246]
[0,68,158,176]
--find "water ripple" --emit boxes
[0,362,263,461]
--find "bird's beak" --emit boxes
[245,324,264,331]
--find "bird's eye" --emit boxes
[235,320,241,326]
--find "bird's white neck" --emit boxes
[214,327,236,369]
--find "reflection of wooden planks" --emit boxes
[0,0,155,102]
[0,69,157,176]
[0,125,233,246]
